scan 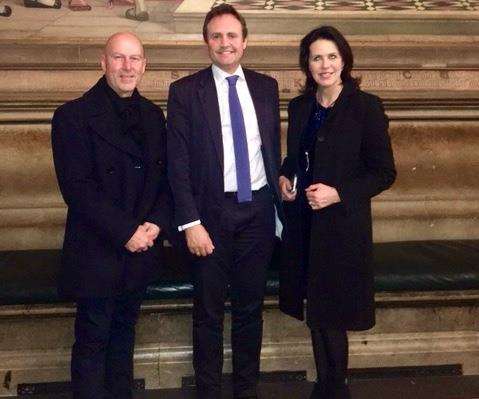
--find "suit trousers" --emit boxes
[192,186,276,399]
[71,288,145,399]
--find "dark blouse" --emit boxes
[297,102,330,269]
[298,101,330,192]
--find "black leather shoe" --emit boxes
[309,381,328,398]
[24,0,61,8]
[331,384,351,399]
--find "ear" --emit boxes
[242,37,248,50]
[141,57,147,74]
[100,54,107,73]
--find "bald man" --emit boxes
[51,32,172,399]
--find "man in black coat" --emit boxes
[51,32,171,399]
[167,5,283,399]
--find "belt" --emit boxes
[224,184,269,199]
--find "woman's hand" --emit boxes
[279,175,297,201]
[305,183,340,210]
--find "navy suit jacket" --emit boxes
[167,66,283,238]
[52,77,172,298]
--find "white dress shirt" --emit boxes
[212,64,268,193]
[178,64,268,232]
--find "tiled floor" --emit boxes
[1,0,478,42]
[213,0,478,11]
[11,376,479,399]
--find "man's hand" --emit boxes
[125,225,154,253]
[279,175,297,202]
[305,183,340,210]
[142,221,161,241]
[185,224,215,257]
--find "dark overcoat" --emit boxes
[166,66,284,236]
[279,82,396,331]
[51,77,172,299]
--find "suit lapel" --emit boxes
[85,81,142,159]
[198,67,224,172]
[244,69,273,165]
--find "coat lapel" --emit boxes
[198,67,224,172]
[318,81,355,136]
[136,99,164,219]
[84,80,142,159]
[293,94,315,160]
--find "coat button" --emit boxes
[156,159,164,166]
[134,164,142,169]
[317,136,325,142]
[106,167,115,174]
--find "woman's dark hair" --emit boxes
[299,26,360,93]
[203,4,248,42]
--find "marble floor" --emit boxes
[212,0,479,11]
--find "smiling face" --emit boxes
[205,13,247,74]
[308,38,344,90]
[101,32,146,98]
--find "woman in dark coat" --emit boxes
[279,26,396,399]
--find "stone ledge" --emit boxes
[1,36,478,68]
[2,96,479,122]
[1,290,478,318]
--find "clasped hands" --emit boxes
[125,222,161,253]
[279,175,340,210]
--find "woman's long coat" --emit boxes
[279,82,396,331]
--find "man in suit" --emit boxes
[51,32,171,399]
[167,5,283,398]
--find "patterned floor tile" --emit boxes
[422,0,470,10]
[213,0,264,10]
[322,1,371,11]
[273,0,317,10]
[373,0,419,10]
[215,0,479,11]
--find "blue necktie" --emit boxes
[226,75,252,202]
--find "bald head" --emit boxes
[101,32,146,98]
[104,32,144,58]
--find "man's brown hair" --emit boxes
[202,4,248,41]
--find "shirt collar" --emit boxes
[212,64,245,85]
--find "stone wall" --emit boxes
[1,15,479,395]
[0,36,478,250]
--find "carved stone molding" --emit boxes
[1,36,478,69]
[0,69,478,107]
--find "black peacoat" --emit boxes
[279,82,396,331]
[51,77,172,299]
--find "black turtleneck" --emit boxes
[101,76,144,149]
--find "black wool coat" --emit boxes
[279,82,396,331]
[51,77,172,299]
